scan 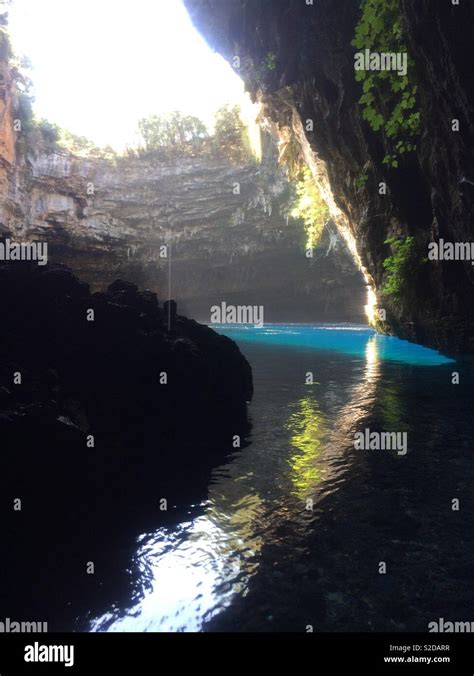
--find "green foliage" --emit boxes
[16,92,34,132]
[43,127,113,158]
[213,104,253,162]
[352,0,420,168]
[291,168,330,250]
[136,106,254,163]
[138,110,208,156]
[58,129,100,155]
[355,173,369,189]
[36,119,60,145]
[278,132,303,181]
[382,236,423,301]
[254,48,279,83]
[264,51,276,71]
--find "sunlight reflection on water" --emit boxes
[89,324,457,632]
[91,494,263,632]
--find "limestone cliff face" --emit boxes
[0,32,16,216]
[184,0,474,352]
[0,143,366,322]
[0,56,366,324]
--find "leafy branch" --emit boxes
[352,0,421,168]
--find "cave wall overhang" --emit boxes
[184,0,474,353]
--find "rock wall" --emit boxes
[184,0,474,352]
[0,137,367,324]
[0,30,16,216]
[0,20,367,326]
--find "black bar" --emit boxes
[0,633,473,674]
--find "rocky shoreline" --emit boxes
[0,262,252,628]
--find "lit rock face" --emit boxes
[0,42,17,221]
[184,0,474,352]
[0,122,367,324]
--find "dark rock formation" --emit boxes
[184,0,474,352]
[0,261,252,434]
[0,261,252,628]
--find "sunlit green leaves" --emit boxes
[290,168,330,250]
[352,0,421,168]
[382,236,423,301]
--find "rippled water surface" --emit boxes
[89,324,474,632]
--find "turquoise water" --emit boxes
[214,323,455,366]
[88,323,472,632]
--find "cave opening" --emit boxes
[6,0,369,328]
[4,0,471,644]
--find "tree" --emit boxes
[138,111,208,155]
[213,104,251,162]
[36,119,60,145]
[59,129,97,154]
[16,92,34,132]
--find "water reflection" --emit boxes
[286,398,324,497]
[365,335,379,379]
[89,325,456,632]
[284,332,382,507]
[91,517,234,631]
[91,492,265,632]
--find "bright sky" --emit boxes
[7,0,248,149]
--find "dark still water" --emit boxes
[89,324,474,632]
